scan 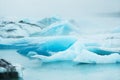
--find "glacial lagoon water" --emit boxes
[0,50,120,80]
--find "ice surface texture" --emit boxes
[0,17,79,38]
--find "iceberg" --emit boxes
[0,33,120,63]
[0,17,120,64]
[29,40,120,63]
[0,17,79,38]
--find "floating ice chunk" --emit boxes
[74,49,120,63]
[29,40,120,63]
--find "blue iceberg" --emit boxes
[0,34,120,63]
[29,40,120,63]
[0,17,120,64]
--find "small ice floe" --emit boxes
[0,59,24,79]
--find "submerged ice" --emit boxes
[0,17,120,64]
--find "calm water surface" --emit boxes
[0,50,120,80]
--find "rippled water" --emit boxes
[0,50,120,80]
